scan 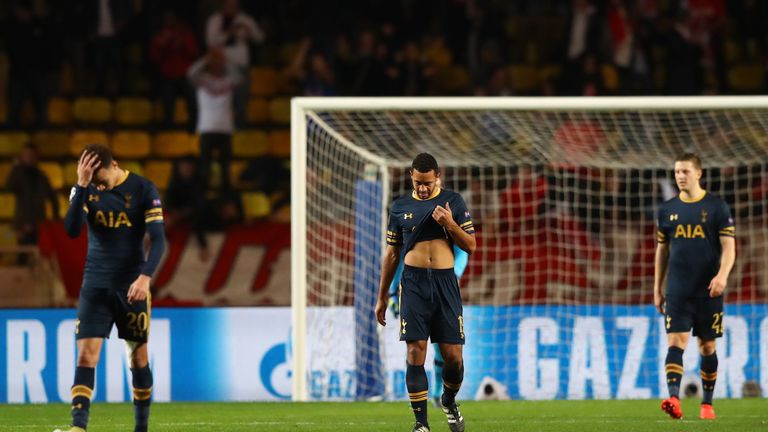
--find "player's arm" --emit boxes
[708,236,735,298]
[127,185,167,303]
[376,244,402,326]
[64,151,99,237]
[653,240,669,315]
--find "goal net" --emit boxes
[291,97,768,402]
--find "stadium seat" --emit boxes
[111,131,151,159]
[233,130,269,158]
[39,162,64,190]
[115,98,153,126]
[431,66,471,95]
[73,97,113,124]
[0,101,6,124]
[120,160,144,176]
[727,64,764,92]
[601,64,620,93]
[0,132,30,157]
[0,194,15,220]
[0,162,12,188]
[152,131,195,158]
[174,98,190,125]
[247,98,269,124]
[508,65,540,94]
[144,161,173,190]
[63,162,78,186]
[0,223,16,247]
[267,130,290,157]
[69,131,109,157]
[47,97,73,125]
[268,97,291,125]
[230,160,247,188]
[249,67,279,97]
[34,131,71,158]
[242,191,271,220]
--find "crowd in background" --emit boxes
[1,0,767,261]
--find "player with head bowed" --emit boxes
[55,144,166,432]
[375,153,476,432]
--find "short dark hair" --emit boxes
[82,143,114,170]
[411,153,439,174]
[675,152,702,170]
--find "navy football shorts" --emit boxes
[76,284,151,343]
[664,294,724,340]
[398,265,465,344]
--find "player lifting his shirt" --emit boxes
[375,153,476,432]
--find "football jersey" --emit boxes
[73,171,164,286]
[657,192,734,298]
[386,188,474,253]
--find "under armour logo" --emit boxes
[404,213,413,220]
[669,214,678,221]
[88,194,100,202]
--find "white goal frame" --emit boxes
[290,95,768,401]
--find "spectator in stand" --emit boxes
[560,0,602,95]
[205,0,264,128]
[4,1,51,128]
[164,156,209,261]
[284,38,337,96]
[396,41,433,96]
[574,52,606,96]
[6,144,59,263]
[349,30,388,95]
[149,9,199,129]
[85,0,132,95]
[188,47,242,193]
[474,64,513,96]
[665,10,704,95]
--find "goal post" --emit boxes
[291,96,768,402]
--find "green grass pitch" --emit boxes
[2,399,766,431]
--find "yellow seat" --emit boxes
[230,160,248,188]
[47,97,73,125]
[268,97,291,125]
[249,67,279,97]
[601,64,620,92]
[0,162,12,188]
[152,131,195,158]
[0,194,15,220]
[73,97,113,124]
[34,131,71,158]
[268,130,290,158]
[432,66,471,95]
[508,65,540,94]
[233,130,269,157]
[69,130,109,157]
[111,131,151,159]
[114,97,153,125]
[247,98,269,124]
[728,64,764,92]
[242,191,271,220]
[0,223,16,247]
[0,132,30,157]
[120,160,144,176]
[63,161,79,186]
[174,98,189,125]
[39,162,64,190]
[144,161,173,190]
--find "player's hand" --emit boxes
[653,290,665,315]
[127,274,151,303]
[708,274,727,297]
[432,202,455,227]
[375,298,387,326]
[77,151,100,188]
